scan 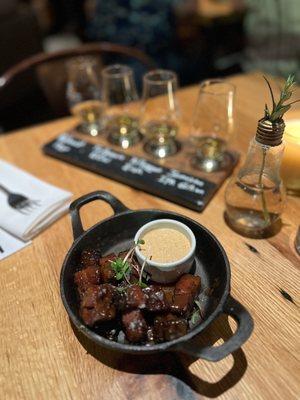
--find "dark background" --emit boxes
[0,0,299,133]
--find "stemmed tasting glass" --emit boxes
[102,64,140,149]
[190,79,235,172]
[66,57,106,137]
[140,69,180,159]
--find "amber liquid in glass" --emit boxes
[143,121,178,140]
[142,121,178,158]
[192,136,226,159]
[71,100,105,126]
[190,135,227,172]
[106,114,139,135]
[106,114,140,148]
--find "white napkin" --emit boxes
[0,159,72,241]
[0,228,31,261]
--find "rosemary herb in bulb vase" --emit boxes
[224,76,299,238]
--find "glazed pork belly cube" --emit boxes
[99,251,128,268]
[80,249,101,268]
[160,286,175,308]
[117,284,147,311]
[171,274,201,315]
[74,266,102,297]
[98,255,116,283]
[99,263,116,283]
[143,285,169,312]
[75,249,116,295]
[98,251,129,283]
[80,284,116,326]
[122,309,148,343]
[153,313,188,342]
[116,285,169,312]
[128,267,140,283]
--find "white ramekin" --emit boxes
[134,219,196,283]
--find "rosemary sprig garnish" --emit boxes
[264,75,300,122]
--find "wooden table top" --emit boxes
[0,72,299,400]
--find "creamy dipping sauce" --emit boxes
[140,228,191,264]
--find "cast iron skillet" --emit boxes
[61,191,253,361]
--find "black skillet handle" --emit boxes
[69,191,129,241]
[175,296,254,362]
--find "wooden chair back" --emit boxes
[0,42,156,130]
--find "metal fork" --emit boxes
[0,184,40,214]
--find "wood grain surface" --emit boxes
[0,72,299,400]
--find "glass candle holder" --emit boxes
[66,57,106,136]
[281,119,300,195]
[140,70,180,159]
[190,79,235,172]
[102,64,141,149]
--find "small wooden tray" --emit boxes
[43,132,239,212]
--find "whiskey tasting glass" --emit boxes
[190,79,235,172]
[66,57,106,136]
[140,69,180,159]
[102,64,140,149]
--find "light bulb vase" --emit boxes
[224,119,286,238]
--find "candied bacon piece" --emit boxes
[80,284,116,326]
[122,309,148,343]
[116,285,146,311]
[171,274,201,315]
[80,249,101,268]
[74,266,101,297]
[153,313,188,342]
[143,286,169,312]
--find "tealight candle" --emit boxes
[281,119,300,195]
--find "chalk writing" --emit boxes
[43,133,218,212]
[89,145,126,164]
[59,134,86,148]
